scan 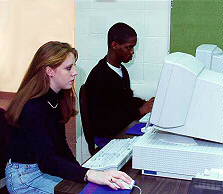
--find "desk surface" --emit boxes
[55,121,191,194]
[55,161,190,194]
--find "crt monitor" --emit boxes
[150,52,223,143]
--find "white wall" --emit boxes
[76,0,171,163]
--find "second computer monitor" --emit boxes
[150,52,223,143]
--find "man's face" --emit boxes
[114,36,137,63]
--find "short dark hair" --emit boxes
[107,22,137,48]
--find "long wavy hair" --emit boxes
[6,41,78,126]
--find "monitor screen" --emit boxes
[150,52,223,143]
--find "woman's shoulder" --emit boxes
[23,96,48,115]
[18,96,49,124]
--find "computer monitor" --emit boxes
[150,52,223,143]
[196,44,223,73]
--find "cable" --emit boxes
[133,184,142,194]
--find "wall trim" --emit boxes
[0,91,16,100]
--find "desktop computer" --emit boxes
[150,52,223,143]
[196,44,223,73]
[133,52,223,179]
[132,128,223,180]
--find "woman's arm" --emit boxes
[20,101,88,182]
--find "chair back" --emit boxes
[79,84,96,155]
[0,108,11,179]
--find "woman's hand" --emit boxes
[86,169,133,190]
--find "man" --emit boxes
[85,22,154,147]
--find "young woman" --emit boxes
[5,41,133,194]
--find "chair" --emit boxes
[0,107,10,193]
[79,84,96,155]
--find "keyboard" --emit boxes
[82,137,139,171]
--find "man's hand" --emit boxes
[139,97,155,115]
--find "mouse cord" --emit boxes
[133,185,142,194]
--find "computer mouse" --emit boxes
[112,179,135,190]
[141,126,147,133]
[141,126,153,133]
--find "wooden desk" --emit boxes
[55,121,191,194]
[55,160,190,194]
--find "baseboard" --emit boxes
[0,178,6,189]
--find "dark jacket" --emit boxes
[85,56,145,137]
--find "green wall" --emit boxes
[170,0,223,55]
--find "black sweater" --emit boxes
[85,56,145,137]
[10,89,88,182]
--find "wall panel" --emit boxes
[0,0,75,92]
